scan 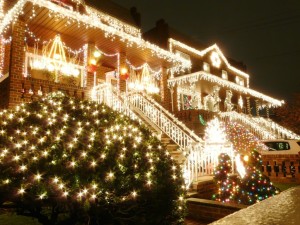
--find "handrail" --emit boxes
[252,117,300,139]
[219,111,300,140]
[127,92,203,151]
[129,92,203,143]
[92,84,138,121]
[93,84,207,186]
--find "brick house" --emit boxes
[0,0,299,183]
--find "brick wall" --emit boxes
[0,76,10,109]
[175,109,216,137]
[8,19,26,108]
[261,154,300,184]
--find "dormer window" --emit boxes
[175,50,191,62]
[222,70,228,80]
[240,79,245,86]
[235,76,245,86]
[210,51,221,68]
[203,62,210,72]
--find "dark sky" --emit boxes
[109,0,300,101]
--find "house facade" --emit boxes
[1,0,299,183]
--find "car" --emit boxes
[259,139,300,155]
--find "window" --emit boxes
[222,70,228,80]
[263,141,290,151]
[235,76,244,86]
[203,62,210,72]
[175,50,191,62]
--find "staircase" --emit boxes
[92,84,204,186]
[219,111,300,140]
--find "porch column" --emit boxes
[255,99,260,117]
[266,104,270,118]
[8,19,26,108]
[119,52,127,93]
[85,43,96,99]
[160,67,173,111]
[246,96,251,115]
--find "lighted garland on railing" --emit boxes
[133,92,203,143]
[168,71,283,107]
[252,117,300,139]
[219,111,277,140]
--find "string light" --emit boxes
[168,71,283,107]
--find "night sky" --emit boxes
[105,0,300,101]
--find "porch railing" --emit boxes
[219,111,300,140]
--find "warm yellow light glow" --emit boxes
[120,67,128,75]
[235,154,246,178]
[93,51,101,58]
[90,58,97,65]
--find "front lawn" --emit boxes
[0,213,41,225]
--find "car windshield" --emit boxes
[263,141,290,151]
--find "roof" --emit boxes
[86,0,140,28]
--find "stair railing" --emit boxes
[219,111,300,139]
[93,84,213,186]
[127,92,203,150]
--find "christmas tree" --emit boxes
[212,120,278,205]
[213,153,238,203]
[236,150,278,205]
[0,92,186,225]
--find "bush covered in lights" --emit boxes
[0,92,186,225]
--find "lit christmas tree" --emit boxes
[0,92,186,225]
[236,150,278,205]
[212,120,278,205]
[213,153,238,203]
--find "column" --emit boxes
[84,43,96,99]
[8,19,26,108]
[160,67,172,111]
[266,103,270,119]
[246,96,251,115]
[119,52,127,93]
[255,99,260,117]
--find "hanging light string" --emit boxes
[94,46,119,58]
[126,59,161,79]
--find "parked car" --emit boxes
[260,139,300,155]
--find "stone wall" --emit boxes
[187,198,246,223]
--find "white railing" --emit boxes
[92,84,138,121]
[127,92,203,150]
[252,117,300,139]
[219,111,300,140]
[93,85,232,186]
